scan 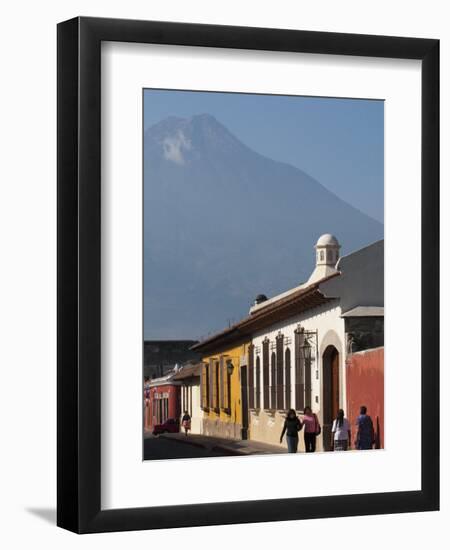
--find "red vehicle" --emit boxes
[152,418,179,435]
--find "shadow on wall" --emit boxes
[375,416,381,449]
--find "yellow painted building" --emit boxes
[192,338,251,440]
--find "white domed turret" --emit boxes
[307,234,341,284]
[315,233,341,267]
[316,233,339,247]
[249,234,342,314]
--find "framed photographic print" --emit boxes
[57,17,439,533]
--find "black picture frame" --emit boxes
[57,16,439,533]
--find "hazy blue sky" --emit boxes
[144,89,384,223]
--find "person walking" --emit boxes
[355,405,375,450]
[280,409,303,453]
[181,411,191,436]
[302,406,321,453]
[331,409,351,451]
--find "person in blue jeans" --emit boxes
[355,405,375,450]
[280,409,303,453]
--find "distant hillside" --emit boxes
[143,340,202,379]
[144,114,383,339]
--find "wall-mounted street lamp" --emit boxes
[299,329,317,364]
[302,342,312,361]
[226,359,234,376]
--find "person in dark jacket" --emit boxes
[181,411,191,436]
[355,405,374,450]
[280,409,303,453]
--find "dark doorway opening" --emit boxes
[322,345,340,451]
[240,366,249,440]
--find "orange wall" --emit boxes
[346,347,384,448]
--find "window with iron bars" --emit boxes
[248,344,255,409]
[262,339,270,408]
[294,329,315,411]
[285,348,291,409]
[270,351,277,409]
[276,334,284,409]
[255,355,261,409]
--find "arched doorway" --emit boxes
[322,345,340,451]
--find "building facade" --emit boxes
[192,340,251,440]
[145,369,182,431]
[173,363,204,434]
[249,299,344,451]
[247,235,384,451]
[346,346,384,448]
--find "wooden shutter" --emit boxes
[220,357,225,409]
[216,362,220,409]
[295,330,305,411]
[200,364,205,408]
[206,363,210,408]
[248,344,255,409]
[222,357,230,411]
[209,359,214,409]
[285,349,291,409]
[255,356,261,409]
[212,362,216,409]
[262,339,270,408]
[227,371,231,411]
[270,352,276,409]
[276,335,284,409]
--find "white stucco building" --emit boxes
[246,234,384,451]
[173,362,204,434]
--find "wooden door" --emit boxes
[322,346,340,450]
[240,366,249,440]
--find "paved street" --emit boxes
[144,433,234,460]
[143,431,285,460]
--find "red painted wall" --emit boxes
[144,383,151,431]
[346,347,384,449]
[148,383,181,430]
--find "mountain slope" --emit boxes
[143,114,383,339]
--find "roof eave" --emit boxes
[192,276,340,353]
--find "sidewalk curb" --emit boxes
[159,434,207,450]
[158,434,283,456]
[160,434,244,455]
[211,445,245,456]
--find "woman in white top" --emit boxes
[331,409,351,451]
